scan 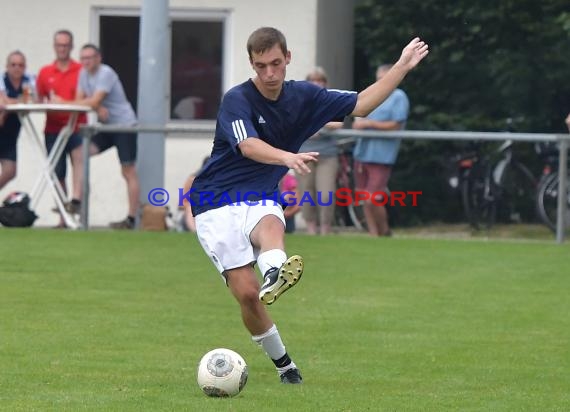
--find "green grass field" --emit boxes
[1,229,569,411]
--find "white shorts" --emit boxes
[195,202,286,275]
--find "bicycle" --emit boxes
[534,142,570,232]
[334,137,367,231]
[446,146,487,228]
[449,140,537,230]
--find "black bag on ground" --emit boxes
[0,192,38,227]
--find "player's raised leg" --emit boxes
[249,214,304,305]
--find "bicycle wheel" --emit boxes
[461,163,496,230]
[333,149,368,231]
[496,161,537,223]
[333,185,353,228]
[333,154,354,228]
[536,172,570,232]
[347,191,367,231]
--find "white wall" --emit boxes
[0,0,349,228]
[0,0,321,94]
[316,0,355,90]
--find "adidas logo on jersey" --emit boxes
[258,115,266,124]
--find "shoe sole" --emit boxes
[259,255,304,305]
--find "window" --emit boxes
[99,16,139,111]
[170,21,223,120]
[96,9,227,121]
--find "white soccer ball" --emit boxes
[197,348,248,397]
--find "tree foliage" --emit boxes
[353,0,570,225]
[355,0,570,132]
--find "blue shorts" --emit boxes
[92,132,137,165]
[0,130,19,161]
[0,115,21,161]
[45,132,83,181]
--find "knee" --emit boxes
[236,286,261,308]
[121,165,137,180]
[5,167,16,180]
[0,169,16,183]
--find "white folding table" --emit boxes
[5,103,91,229]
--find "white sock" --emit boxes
[251,324,286,360]
[257,249,287,276]
[276,362,297,375]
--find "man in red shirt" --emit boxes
[35,29,85,226]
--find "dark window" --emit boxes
[99,16,139,111]
[170,20,223,120]
[99,15,223,120]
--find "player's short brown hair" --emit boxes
[247,27,288,60]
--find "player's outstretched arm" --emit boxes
[239,138,319,175]
[352,37,429,117]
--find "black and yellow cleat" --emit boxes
[259,255,304,305]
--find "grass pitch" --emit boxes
[1,229,569,411]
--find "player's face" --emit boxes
[250,44,290,97]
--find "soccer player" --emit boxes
[190,27,428,384]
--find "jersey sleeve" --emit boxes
[311,86,357,124]
[216,89,259,151]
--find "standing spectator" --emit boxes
[0,51,35,191]
[296,67,343,235]
[352,64,410,237]
[0,50,35,189]
[73,44,140,230]
[35,29,85,226]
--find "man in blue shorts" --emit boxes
[73,44,140,230]
[190,27,428,384]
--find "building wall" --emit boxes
[0,0,354,228]
[316,0,355,90]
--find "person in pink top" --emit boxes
[280,172,301,233]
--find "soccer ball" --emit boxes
[197,348,248,397]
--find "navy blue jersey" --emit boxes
[190,79,357,216]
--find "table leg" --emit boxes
[80,129,92,230]
[23,112,80,229]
